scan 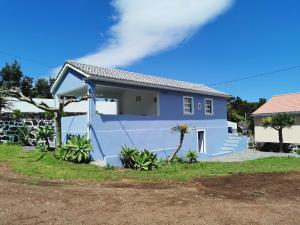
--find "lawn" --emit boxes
[1,144,300,181]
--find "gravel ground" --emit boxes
[204,149,300,162]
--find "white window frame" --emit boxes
[205,98,214,115]
[183,96,194,115]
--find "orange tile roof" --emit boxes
[252,92,300,115]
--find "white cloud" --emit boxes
[75,0,234,68]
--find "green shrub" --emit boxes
[172,155,184,163]
[133,150,160,171]
[36,143,48,152]
[36,125,54,150]
[120,145,138,168]
[17,126,32,146]
[185,150,198,163]
[12,109,24,120]
[120,147,160,171]
[55,135,93,163]
[295,149,300,155]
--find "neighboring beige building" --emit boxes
[252,92,300,144]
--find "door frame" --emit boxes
[196,129,206,154]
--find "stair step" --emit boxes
[211,151,232,156]
[221,146,235,151]
[226,139,240,144]
[223,143,238,147]
[228,136,242,140]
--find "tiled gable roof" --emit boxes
[252,92,300,116]
[66,61,229,97]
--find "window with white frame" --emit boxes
[183,97,194,115]
[205,99,213,115]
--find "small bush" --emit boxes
[17,126,32,146]
[185,150,198,163]
[120,145,138,168]
[36,125,54,150]
[36,144,48,152]
[55,135,93,163]
[120,146,160,171]
[295,149,300,155]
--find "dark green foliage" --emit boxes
[0,91,12,118]
[36,125,54,150]
[120,146,160,170]
[17,126,32,146]
[185,150,198,163]
[31,78,52,98]
[228,96,266,134]
[296,149,300,155]
[55,135,93,163]
[12,109,23,120]
[0,61,23,88]
[20,76,33,97]
[120,145,138,168]
[262,113,295,152]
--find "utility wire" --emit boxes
[208,65,300,87]
[0,50,55,69]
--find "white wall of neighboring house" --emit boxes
[254,115,300,144]
[3,98,118,115]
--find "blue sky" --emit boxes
[0,0,299,101]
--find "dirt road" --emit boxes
[0,165,299,225]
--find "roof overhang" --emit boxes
[252,111,300,117]
[51,62,230,98]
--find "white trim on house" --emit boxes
[196,129,207,154]
[183,96,194,115]
[205,98,214,115]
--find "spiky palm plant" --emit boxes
[262,113,295,152]
[168,124,190,162]
[36,125,54,150]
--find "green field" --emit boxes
[1,144,299,182]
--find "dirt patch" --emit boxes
[196,172,300,201]
[0,165,299,225]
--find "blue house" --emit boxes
[51,61,247,166]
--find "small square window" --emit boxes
[183,97,194,115]
[136,96,141,101]
[205,99,213,115]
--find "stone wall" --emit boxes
[0,118,54,145]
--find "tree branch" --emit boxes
[1,87,57,112]
[62,96,90,107]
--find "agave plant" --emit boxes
[63,135,93,163]
[185,150,198,163]
[132,150,160,171]
[120,145,138,169]
[17,126,31,146]
[36,125,54,150]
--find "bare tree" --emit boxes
[0,87,89,146]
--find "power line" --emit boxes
[208,65,300,87]
[0,50,55,69]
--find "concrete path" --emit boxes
[204,149,300,162]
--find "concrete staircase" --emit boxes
[219,134,243,154]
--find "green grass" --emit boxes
[1,144,300,182]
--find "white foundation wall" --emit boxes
[254,115,300,144]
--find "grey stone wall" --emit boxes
[0,118,54,145]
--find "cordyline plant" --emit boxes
[0,87,89,147]
[168,124,190,162]
[262,113,295,152]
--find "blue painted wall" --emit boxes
[61,115,87,143]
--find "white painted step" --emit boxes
[223,143,238,147]
[221,146,235,151]
[212,151,232,156]
[226,139,240,144]
[228,136,242,140]
[90,160,106,167]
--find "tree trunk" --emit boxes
[168,133,184,162]
[54,112,62,147]
[278,128,283,152]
